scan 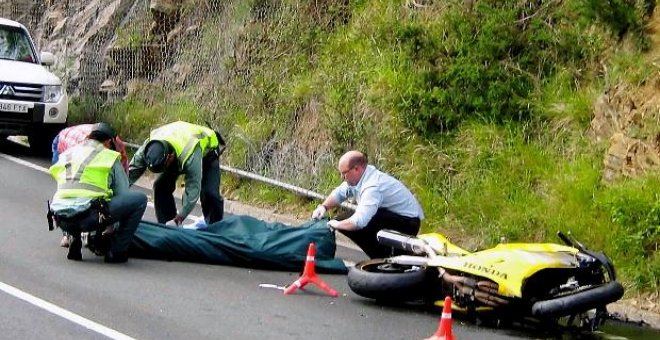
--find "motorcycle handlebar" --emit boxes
[557,231,573,247]
[557,231,587,251]
[376,230,428,255]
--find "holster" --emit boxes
[214,129,226,156]
[46,200,55,231]
[204,121,226,156]
[90,198,112,223]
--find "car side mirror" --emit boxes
[40,51,55,66]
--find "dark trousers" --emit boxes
[338,208,421,259]
[58,191,148,253]
[153,151,224,224]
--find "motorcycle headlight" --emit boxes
[43,85,63,103]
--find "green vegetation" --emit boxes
[596,176,660,290]
[70,0,659,293]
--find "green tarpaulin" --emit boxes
[128,215,347,274]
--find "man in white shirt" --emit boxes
[312,150,424,258]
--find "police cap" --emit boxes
[89,123,117,142]
[145,139,171,173]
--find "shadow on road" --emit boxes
[4,135,659,340]
[0,136,51,163]
[351,296,660,339]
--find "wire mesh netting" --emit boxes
[0,0,339,196]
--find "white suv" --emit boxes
[0,17,67,153]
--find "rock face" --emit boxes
[591,10,660,183]
[149,0,182,41]
[2,0,184,98]
[592,82,660,183]
[3,1,660,185]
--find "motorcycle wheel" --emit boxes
[347,258,439,303]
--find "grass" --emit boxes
[64,0,660,294]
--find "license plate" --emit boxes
[0,102,30,113]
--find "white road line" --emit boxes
[2,150,362,250]
[0,152,49,173]
[2,150,358,326]
[0,152,192,338]
[1,151,359,248]
[0,153,202,335]
[0,281,136,340]
[0,152,201,221]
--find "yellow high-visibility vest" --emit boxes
[49,141,119,199]
[149,121,219,170]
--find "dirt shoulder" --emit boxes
[608,293,660,329]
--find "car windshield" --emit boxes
[0,25,36,63]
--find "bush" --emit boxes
[67,95,104,123]
[87,0,658,293]
[392,1,610,137]
[596,175,660,289]
[581,0,654,49]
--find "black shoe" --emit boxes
[104,251,128,264]
[67,237,83,261]
[88,232,111,256]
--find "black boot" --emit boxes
[104,251,128,263]
[67,236,83,261]
[88,231,112,256]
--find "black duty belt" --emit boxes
[47,198,111,231]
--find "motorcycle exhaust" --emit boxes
[442,271,509,307]
[376,229,429,255]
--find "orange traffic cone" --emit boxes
[425,296,456,340]
[283,242,338,297]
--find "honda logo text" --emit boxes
[463,261,508,279]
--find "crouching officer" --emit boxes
[48,123,148,263]
[128,121,225,226]
[51,122,131,249]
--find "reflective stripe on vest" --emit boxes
[149,121,219,170]
[49,141,119,199]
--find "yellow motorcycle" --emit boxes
[347,230,624,330]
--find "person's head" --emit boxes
[337,150,368,186]
[88,123,117,149]
[144,139,176,173]
[0,30,9,50]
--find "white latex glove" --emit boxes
[327,219,340,231]
[193,216,207,228]
[166,214,184,227]
[311,204,327,220]
[182,216,208,230]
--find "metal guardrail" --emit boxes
[8,135,355,210]
[124,141,356,210]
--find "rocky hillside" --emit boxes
[2,0,660,326]
[3,0,660,303]
[2,0,656,183]
[594,9,660,183]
